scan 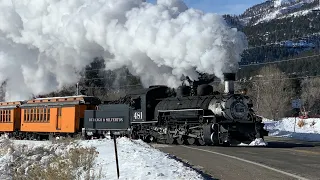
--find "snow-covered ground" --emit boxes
[238,138,268,146]
[0,136,205,180]
[5,117,314,179]
[263,117,320,141]
[80,138,205,179]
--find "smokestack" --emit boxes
[223,73,235,94]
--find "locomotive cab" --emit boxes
[127,86,172,123]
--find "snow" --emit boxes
[0,136,205,180]
[238,138,268,146]
[253,0,315,25]
[263,117,320,141]
[274,0,315,8]
[274,0,306,8]
[255,10,281,24]
[80,138,204,179]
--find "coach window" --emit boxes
[29,109,31,121]
[29,109,31,122]
[25,109,28,122]
[35,108,39,122]
[3,110,6,122]
[1,110,3,122]
[27,109,30,122]
[0,110,2,122]
[34,109,37,122]
[30,109,33,122]
[24,109,26,122]
[39,109,43,122]
[26,109,29,122]
[8,110,11,122]
[38,108,41,122]
[6,110,8,122]
[44,108,47,122]
[33,109,37,122]
[4,110,8,122]
[2,110,4,122]
[7,110,10,122]
[4,110,6,122]
[31,109,34,122]
[32,109,35,122]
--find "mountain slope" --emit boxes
[239,0,319,25]
[230,0,320,78]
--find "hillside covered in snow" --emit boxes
[239,0,319,25]
[233,0,320,80]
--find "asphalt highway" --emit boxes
[152,137,320,180]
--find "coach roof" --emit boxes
[20,95,101,107]
[0,101,25,109]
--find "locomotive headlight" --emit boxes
[230,101,248,119]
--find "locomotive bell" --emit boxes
[223,73,235,94]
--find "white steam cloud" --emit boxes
[0,0,248,101]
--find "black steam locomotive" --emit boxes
[83,73,268,146]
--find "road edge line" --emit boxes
[181,145,309,180]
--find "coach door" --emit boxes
[56,107,62,130]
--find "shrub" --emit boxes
[297,119,305,127]
[6,140,103,180]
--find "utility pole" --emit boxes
[256,83,260,111]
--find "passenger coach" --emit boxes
[0,101,23,137]
[18,95,100,140]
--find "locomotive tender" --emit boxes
[83,73,268,146]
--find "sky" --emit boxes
[147,0,266,15]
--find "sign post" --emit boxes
[291,99,302,133]
[111,131,120,179]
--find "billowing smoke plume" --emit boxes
[0,0,248,101]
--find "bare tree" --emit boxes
[253,65,294,120]
[301,76,320,115]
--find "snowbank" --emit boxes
[263,117,320,141]
[79,138,205,179]
[238,138,268,146]
[0,136,205,180]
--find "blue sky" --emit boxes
[147,0,266,15]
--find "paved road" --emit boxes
[152,137,320,180]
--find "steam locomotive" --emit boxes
[83,73,268,146]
